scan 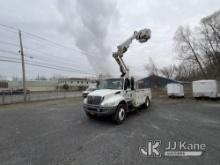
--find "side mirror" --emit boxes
[96,80,100,88]
[131,77,135,90]
[124,79,127,90]
[124,78,130,90]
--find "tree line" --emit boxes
[146,10,220,81]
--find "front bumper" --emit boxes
[83,104,116,116]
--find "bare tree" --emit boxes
[201,10,220,42]
[199,10,220,78]
[173,10,220,81]
[160,65,177,79]
[35,75,47,80]
[175,61,204,81]
[49,74,65,80]
[174,26,207,79]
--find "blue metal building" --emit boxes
[138,75,180,88]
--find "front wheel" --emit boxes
[86,112,96,119]
[113,104,126,124]
[144,97,151,110]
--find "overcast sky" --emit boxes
[0,0,220,80]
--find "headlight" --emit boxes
[101,101,116,107]
[83,98,87,104]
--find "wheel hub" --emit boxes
[146,99,149,107]
[119,108,125,121]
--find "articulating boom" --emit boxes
[113,28,151,78]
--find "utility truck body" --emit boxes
[192,80,220,98]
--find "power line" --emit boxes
[0,40,91,69]
[0,23,94,57]
[0,23,98,76]
[0,49,19,55]
[0,23,96,73]
[24,48,87,66]
[27,60,96,75]
[0,48,92,74]
[0,41,20,47]
[0,58,97,76]
[0,23,18,33]
[0,55,20,61]
[24,53,89,69]
[0,41,88,66]
[0,54,96,75]
[22,31,89,55]
[25,56,95,75]
[0,23,18,31]
[0,41,88,65]
[21,33,94,58]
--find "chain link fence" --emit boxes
[0,91,82,105]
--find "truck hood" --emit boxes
[88,89,121,97]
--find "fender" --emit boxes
[101,94,126,108]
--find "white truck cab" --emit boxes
[83,77,151,124]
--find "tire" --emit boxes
[113,104,126,124]
[144,97,151,110]
[86,112,96,119]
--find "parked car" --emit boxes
[0,89,12,95]
[82,87,97,97]
[12,89,30,95]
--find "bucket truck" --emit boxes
[83,28,152,124]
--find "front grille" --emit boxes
[87,96,102,105]
[88,107,97,111]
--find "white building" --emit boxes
[8,80,58,92]
[58,78,96,90]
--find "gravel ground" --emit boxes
[0,97,219,165]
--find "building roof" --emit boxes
[138,75,180,88]
[59,77,89,81]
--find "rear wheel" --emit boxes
[113,104,126,124]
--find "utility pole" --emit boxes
[18,30,27,102]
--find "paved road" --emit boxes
[0,98,219,165]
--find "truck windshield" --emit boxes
[98,79,123,90]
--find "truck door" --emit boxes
[123,78,133,103]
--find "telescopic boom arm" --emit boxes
[113,28,151,78]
